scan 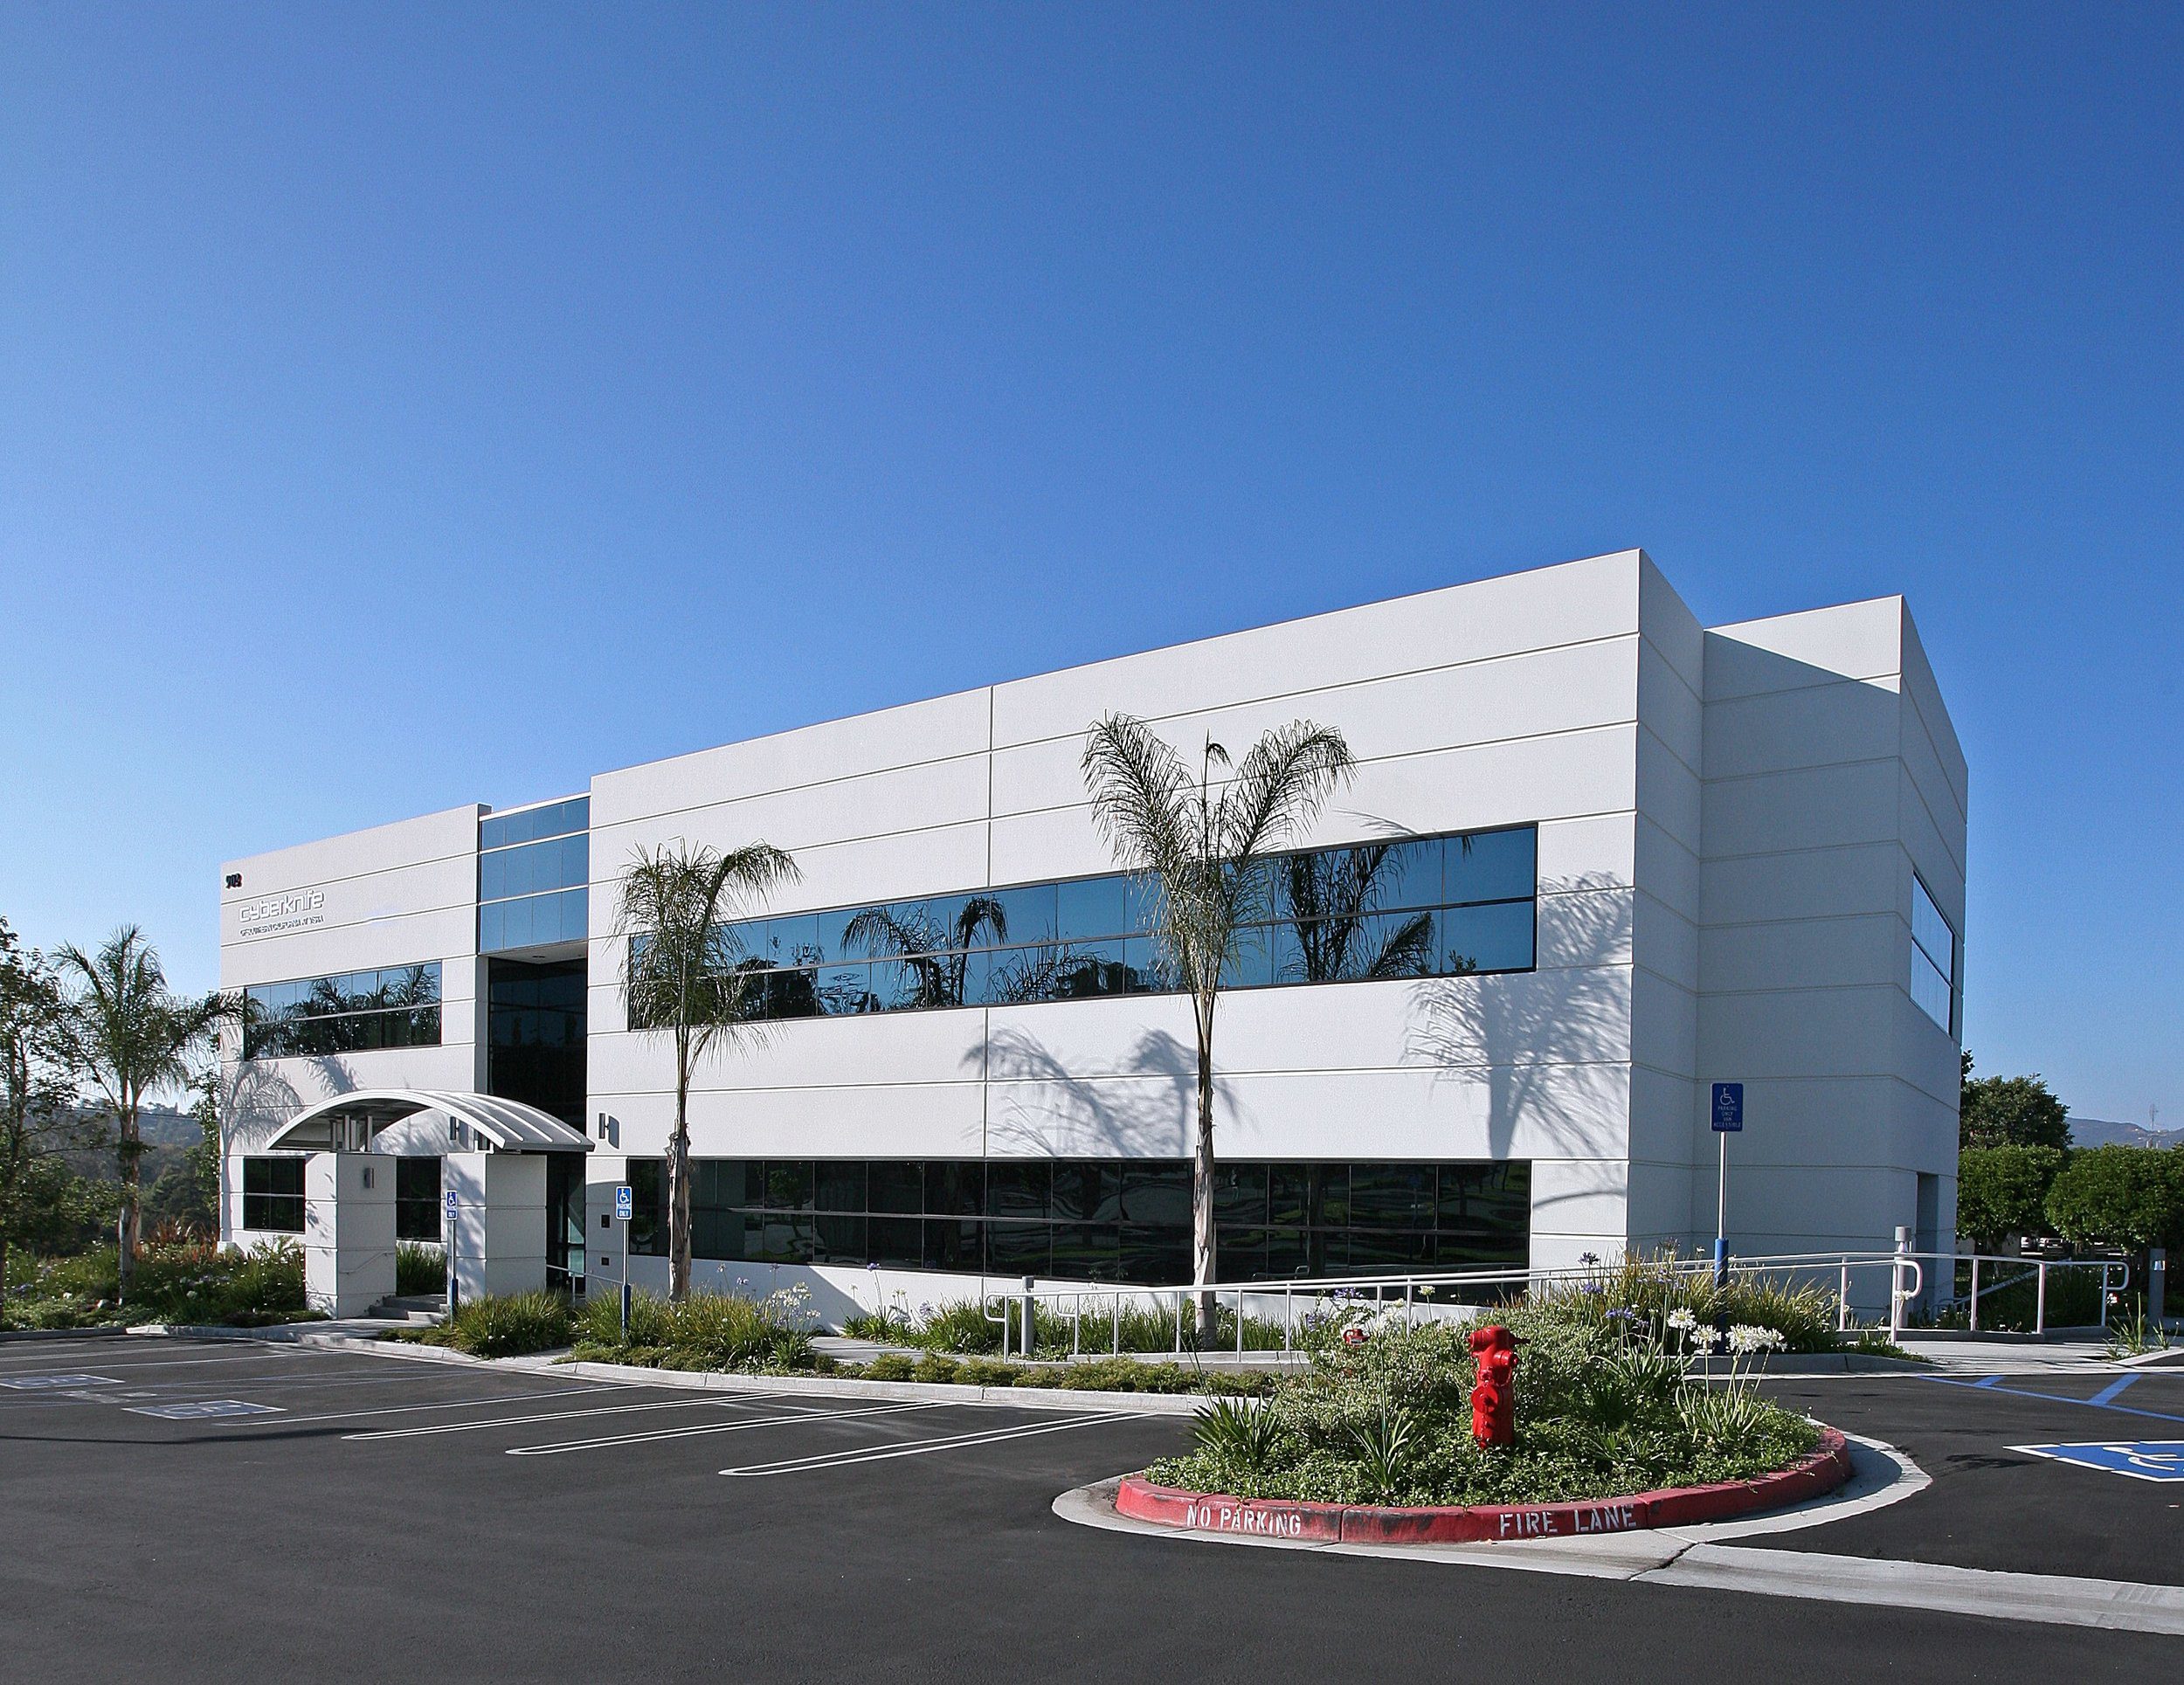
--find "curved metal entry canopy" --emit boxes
[266,1089,593,1153]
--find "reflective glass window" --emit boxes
[985,1162,1051,1219]
[1445,826,1536,905]
[1436,901,1535,974]
[1056,875,1128,943]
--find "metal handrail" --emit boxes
[945,1247,2136,1357]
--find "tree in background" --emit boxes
[144,1065,222,1240]
[1959,1052,2070,1150]
[0,918,96,1296]
[2044,1145,2184,1253]
[617,840,799,1301]
[1082,714,1353,1340]
[55,928,237,1296]
[1955,1144,2065,1252]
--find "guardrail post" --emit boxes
[2035,1261,2048,1336]
[1838,1257,1849,1332]
[1967,1255,1980,1333]
[2152,1247,2167,1329]
[1890,1226,1911,1342]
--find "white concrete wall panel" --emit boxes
[219,552,1964,1282]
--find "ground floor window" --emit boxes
[626,1157,1529,1284]
[242,1157,306,1233]
[395,1157,442,1240]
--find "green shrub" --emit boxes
[444,1290,573,1357]
[3,1240,314,1329]
[859,1353,917,1381]
[1146,1303,1817,1508]
[2046,1145,2184,1250]
[395,1242,446,1296]
[912,1352,961,1385]
[1957,1145,2065,1249]
[841,1308,916,1343]
[955,1357,1027,1387]
[570,1285,820,1373]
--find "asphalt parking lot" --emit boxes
[1,1334,2176,1683]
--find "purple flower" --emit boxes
[1580,1281,1604,1296]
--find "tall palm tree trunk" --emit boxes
[670,1039,695,1302]
[1192,997,1219,1343]
[119,1100,142,1295]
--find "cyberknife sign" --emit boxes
[233,888,327,938]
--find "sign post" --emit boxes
[1709,1082,1745,1286]
[612,1184,634,1337]
[444,1186,461,1316]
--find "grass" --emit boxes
[395,1242,446,1296]
[863,1295,1289,1357]
[419,1290,573,1357]
[1,1241,314,1329]
[566,1285,822,1374]
[851,1350,1273,1394]
[1144,1298,1821,1508]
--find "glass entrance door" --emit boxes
[546,1151,586,1295]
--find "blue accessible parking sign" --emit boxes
[2014,1441,2184,1482]
[1710,1082,1744,1132]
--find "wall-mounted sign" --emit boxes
[235,888,326,938]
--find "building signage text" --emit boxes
[236,889,326,937]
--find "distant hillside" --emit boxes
[2070,1116,2184,1150]
[66,1105,201,1146]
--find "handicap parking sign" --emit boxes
[613,1184,633,1222]
[2014,1441,2184,1483]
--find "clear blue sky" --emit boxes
[3,5,2177,1126]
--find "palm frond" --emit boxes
[1217,721,1354,863]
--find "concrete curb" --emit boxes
[1115,1428,1854,1544]
[153,1322,1209,1415]
[1753,1352,1931,1375]
[0,1324,132,1344]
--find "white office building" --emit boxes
[218,550,1966,1318]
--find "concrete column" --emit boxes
[303,1152,397,1318]
[445,1152,549,1302]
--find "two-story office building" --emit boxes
[218,549,1966,1317]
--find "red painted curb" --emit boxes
[1116,1426,1852,1544]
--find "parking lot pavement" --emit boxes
[1755,1371,2184,1585]
[1,1335,2176,1684]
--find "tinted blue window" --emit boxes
[1437,900,1534,974]
[479,797,589,852]
[1445,827,1535,904]
[1056,875,1128,943]
[989,883,1056,948]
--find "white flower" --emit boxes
[1665,1308,1697,1332]
[1726,1324,1786,1355]
[1685,1325,1720,1353]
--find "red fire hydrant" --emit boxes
[1469,1325,1520,1447]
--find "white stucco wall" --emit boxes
[218,548,1967,1279]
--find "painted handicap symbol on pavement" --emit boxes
[125,1400,285,1420]
[2013,1440,2184,1483]
[0,1374,119,1390]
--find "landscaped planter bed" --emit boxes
[1116,1426,1852,1543]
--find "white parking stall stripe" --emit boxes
[206,1385,625,1428]
[506,1398,956,1457]
[0,1351,311,1376]
[719,1412,1155,1478]
[347,1393,780,1441]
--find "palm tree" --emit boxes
[840,896,1008,1008]
[56,927,237,1295]
[1282,842,1436,982]
[1081,715,1354,1338]
[616,839,798,1300]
